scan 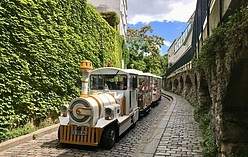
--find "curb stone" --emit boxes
[134,91,177,157]
[0,124,59,152]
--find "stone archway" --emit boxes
[185,75,192,97]
[179,76,184,93]
[198,74,212,115]
[173,79,179,93]
[168,80,172,91]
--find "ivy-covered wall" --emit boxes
[0,0,126,141]
[193,4,248,156]
[165,3,248,156]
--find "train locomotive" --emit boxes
[58,60,162,149]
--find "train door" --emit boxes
[157,76,162,100]
[142,75,150,114]
[152,76,157,104]
[146,75,152,108]
[137,75,145,109]
[129,74,138,113]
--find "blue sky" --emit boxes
[128,21,188,55]
[127,0,197,55]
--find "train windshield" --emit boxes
[90,74,127,90]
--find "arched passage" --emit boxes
[179,76,184,93]
[173,79,179,92]
[198,74,211,114]
[185,75,192,97]
[168,81,172,90]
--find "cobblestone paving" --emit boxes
[154,93,203,157]
[0,92,204,157]
[0,98,170,157]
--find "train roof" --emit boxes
[142,72,154,77]
[90,67,162,79]
[152,74,162,79]
[123,69,144,75]
[143,72,162,79]
[90,67,138,75]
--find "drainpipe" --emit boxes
[79,60,93,98]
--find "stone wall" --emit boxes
[209,46,248,156]
[165,1,248,155]
[165,46,248,156]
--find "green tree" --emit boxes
[126,25,166,75]
[159,54,168,76]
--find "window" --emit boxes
[90,74,127,90]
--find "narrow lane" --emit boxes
[0,92,204,157]
[154,93,203,157]
[0,97,171,157]
[134,92,203,157]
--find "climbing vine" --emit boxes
[100,11,120,29]
[191,3,248,156]
[193,4,248,75]
[187,97,216,156]
[0,0,125,142]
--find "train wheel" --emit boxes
[143,109,148,117]
[57,127,60,140]
[101,126,116,149]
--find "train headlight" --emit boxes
[60,105,68,117]
[105,107,114,120]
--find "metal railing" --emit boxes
[166,61,192,79]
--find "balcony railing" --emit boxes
[167,61,192,78]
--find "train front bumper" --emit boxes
[58,125,103,146]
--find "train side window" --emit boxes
[132,76,138,89]
[123,77,127,90]
[90,75,104,90]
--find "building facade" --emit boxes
[87,0,128,38]
[166,13,194,78]
[167,13,194,68]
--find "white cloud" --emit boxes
[127,0,197,24]
[164,40,171,47]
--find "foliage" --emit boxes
[109,33,127,68]
[224,4,248,59]
[0,121,53,142]
[100,11,120,29]
[189,4,248,156]
[193,27,226,74]
[187,97,217,157]
[193,4,248,75]
[0,0,125,142]
[159,54,169,76]
[126,25,166,75]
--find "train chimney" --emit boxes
[79,60,93,98]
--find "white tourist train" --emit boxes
[58,60,162,149]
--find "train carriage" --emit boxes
[142,72,153,109]
[58,60,140,149]
[123,69,151,117]
[151,75,162,106]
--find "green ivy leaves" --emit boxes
[0,0,125,142]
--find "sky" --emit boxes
[127,0,197,55]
